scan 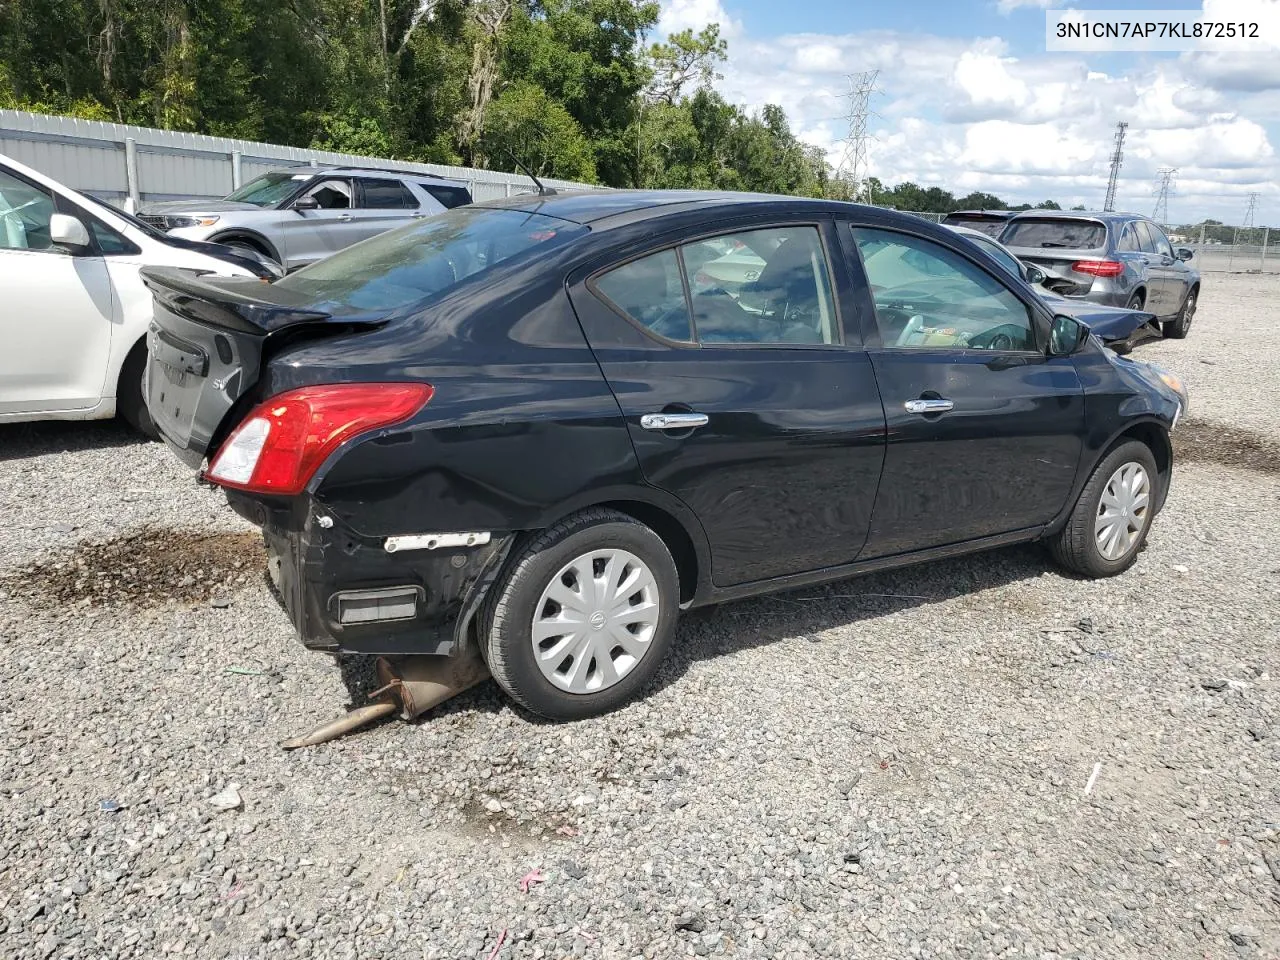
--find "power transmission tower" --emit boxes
[1103,121,1127,212]
[834,70,879,203]
[1229,192,1261,269]
[1152,167,1177,225]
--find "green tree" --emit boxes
[482,80,597,181]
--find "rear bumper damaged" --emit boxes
[227,492,513,656]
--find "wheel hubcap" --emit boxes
[531,548,660,694]
[1183,294,1196,329]
[1095,462,1151,561]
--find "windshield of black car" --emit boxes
[275,207,587,313]
[943,216,1006,238]
[1001,218,1106,249]
[225,172,307,207]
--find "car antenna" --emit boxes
[496,146,556,197]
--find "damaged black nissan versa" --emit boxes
[143,191,1188,721]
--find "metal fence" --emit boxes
[0,109,605,207]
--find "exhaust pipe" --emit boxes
[281,647,490,749]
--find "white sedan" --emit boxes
[0,153,281,437]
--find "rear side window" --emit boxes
[275,207,585,314]
[1116,222,1139,252]
[358,178,418,209]
[1133,220,1157,253]
[421,185,472,209]
[1000,218,1106,250]
[592,226,839,346]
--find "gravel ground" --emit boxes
[1,272,1277,960]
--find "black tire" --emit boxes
[1163,286,1197,339]
[1125,291,1145,311]
[221,237,268,257]
[481,508,680,721]
[117,344,159,440]
[1048,440,1159,578]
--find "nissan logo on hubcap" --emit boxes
[589,611,607,630]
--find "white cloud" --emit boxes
[659,0,742,38]
[994,0,1053,13]
[658,0,1280,221]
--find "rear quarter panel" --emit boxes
[261,255,648,540]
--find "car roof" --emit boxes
[473,189,866,227]
[286,164,468,186]
[946,210,1013,218]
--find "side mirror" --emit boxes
[1048,314,1090,356]
[1023,263,1046,285]
[292,195,319,211]
[49,213,91,252]
[1176,247,1194,261]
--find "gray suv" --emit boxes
[139,166,472,272]
[999,210,1200,338]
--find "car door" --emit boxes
[350,177,421,243]
[0,164,115,416]
[1132,220,1174,315]
[1144,222,1190,315]
[839,220,1085,558]
[278,176,358,267]
[569,219,887,587]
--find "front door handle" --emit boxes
[338,213,353,222]
[904,398,954,414]
[640,412,709,431]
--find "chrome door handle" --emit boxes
[338,213,353,222]
[640,412,709,431]
[904,398,954,414]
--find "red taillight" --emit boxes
[205,383,433,495]
[1071,259,1124,277]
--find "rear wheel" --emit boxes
[1164,286,1197,339]
[1048,440,1159,578]
[117,344,159,440]
[482,508,680,720]
[1125,292,1145,311]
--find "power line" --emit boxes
[1152,167,1177,225]
[1103,121,1127,213]
[834,71,879,203]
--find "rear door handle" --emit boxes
[904,398,954,414]
[640,412,709,431]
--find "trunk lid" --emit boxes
[140,267,379,466]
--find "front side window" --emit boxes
[0,168,56,252]
[276,207,586,314]
[965,233,1023,279]
[1133,220,1157,254]
[358,178,418,210]
[302,178,352,210]
[593,225,839,346]
[851,226,1036,352]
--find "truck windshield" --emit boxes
[225,171,309,207]
[276,206,587,313]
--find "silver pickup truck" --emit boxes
[139,165,472,271]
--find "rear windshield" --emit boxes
[1000,218,1106,249]
[941,214,1007,238]
[275,206,586,313]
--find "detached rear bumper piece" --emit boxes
[229,492,512,656]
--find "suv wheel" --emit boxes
[1164,287,1196,339]
[1048,440,1159,578]
[1125,292,1145,311]
[482,508,680,720]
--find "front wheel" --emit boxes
[1048,440,1159,578]
[1164,287,1196,339]
[117,345,159,440]
[482,509,680,720]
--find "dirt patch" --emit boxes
[0,528,265,608]
[1173,419,1280,475]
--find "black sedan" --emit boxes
[142,191,1188,721]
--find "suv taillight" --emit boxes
[205,383,433,495]
[1071,259,1125,277]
